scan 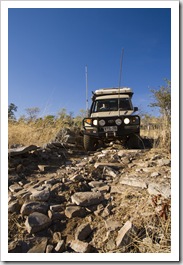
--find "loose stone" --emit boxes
[75,223,92,241]
[70,240,92,253]
[116,221,138,247]
[25,212,52,234]
[71,192,105,207]
[27,237,48,253]
[65,206,86,218]
[20,201,49,216]
[30,189,50,202]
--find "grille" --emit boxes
[107,119,115,124]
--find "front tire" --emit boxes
[126,133,144,149]
[83,135,97,151]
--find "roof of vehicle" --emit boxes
[92,87,133,99]
[93,94,131,100]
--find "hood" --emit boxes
[90,110,134,117]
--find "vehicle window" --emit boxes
[91,99,132,112]
[119,99,132,110]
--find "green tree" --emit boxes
[25,107,40,121]
[8,103,17,120]
[149,79,171,120]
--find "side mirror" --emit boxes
[134,107,138,112]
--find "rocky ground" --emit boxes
[8,134,171,253]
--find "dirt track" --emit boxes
[8,142,171,253]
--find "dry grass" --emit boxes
[8,120,62,147]
[90,186,171,253]
[141,118,171,152]
[9,117,171,153]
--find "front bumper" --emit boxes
[83,116,140,139]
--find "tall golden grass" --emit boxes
[141,116,171,152]
[9,116,171,152]
[8,120,61,147]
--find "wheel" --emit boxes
[126,134,144,149]
[83,135,98,151]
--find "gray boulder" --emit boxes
[71,192,105,207]
[25,212,52,234]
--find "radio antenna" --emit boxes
[85,65,89,115]
[118,48,124,116]
[119,48,124,88]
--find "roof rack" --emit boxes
[92,87,133,99]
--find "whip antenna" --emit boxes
[85,65,88,115]
[118,48,124,116]
[118,48,124,88]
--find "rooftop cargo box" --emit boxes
[92,87,133,99]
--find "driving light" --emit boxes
[93,119,98,126]
[132,117,139,123]
[115,118,122,125]
[124,118,130,124]
[84,118,92,126]
[99,119,106,126]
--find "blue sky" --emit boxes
[8,7,171,118]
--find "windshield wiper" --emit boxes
[118,109,129,115]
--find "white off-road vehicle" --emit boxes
[82,87,142,151]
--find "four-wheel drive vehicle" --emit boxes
[82,87,141,151]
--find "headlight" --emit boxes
[115,118,122,125]
[99,119,106,126]
[93,119,98,126]
[124,118,130,124]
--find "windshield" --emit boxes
[91,98,133,113]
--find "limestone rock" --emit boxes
[96,185,110,193]
[116,221,138,247]
[20,201,49,216]
[71,192,105,207]
[101,204,112,218]
[8,200,21,213]
[8,173,22,186]
[46,244,54,253]
[8,145,39,157]
[55,240,65,252]
[50,204,64,212]
[94,162,124,169]
[147,182,171,198]
[120,177,148,189]
[48,210,66,221]
[103,166,118,178]
[158,159,171,167]
[53,232,62,243]
[9,183,22,193]
[75,223,92,241]
[117,150,126,157]
[105,218,121,231]
[8,240,26,253]
[27,237,48,253]
[65,206,86,218]
[70,174,84,182]
[25,212,52,234]
[88,181,106,188]
[38,165,58,172]
[70,240,92,253]
[150,172,160,178]
[30,189,50,202]
[110,184,125,194]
